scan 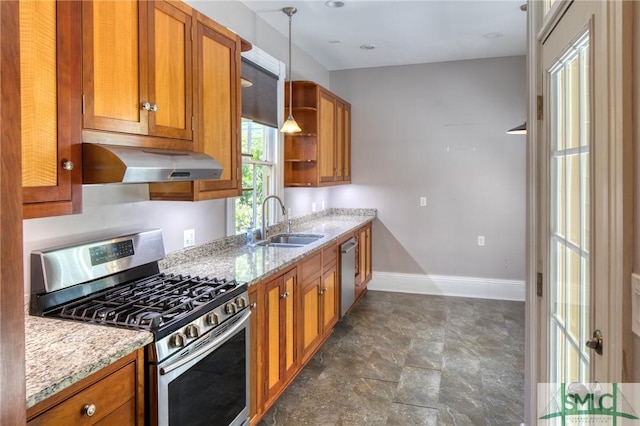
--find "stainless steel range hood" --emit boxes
[82,143,223,184]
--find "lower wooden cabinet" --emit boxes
[263,267,297,406]
[249,228,372,425]
[356,222,373,300]
[26,349,145,426]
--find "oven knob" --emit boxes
[185,324,200,338]
[205,312,219,326]
[235,297,247,309]
[169,333,187,348]
[225,302,237,315]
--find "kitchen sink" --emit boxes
[258,233,324,248]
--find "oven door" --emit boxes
[156,309,250,426]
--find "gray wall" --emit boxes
[329,56,527,280]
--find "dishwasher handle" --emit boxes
[341,238,358,253]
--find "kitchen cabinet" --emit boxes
[356,222,373,301]
[299,251,323,363]
[82,0,193,150]
[149,11,243,201]
[263,267,297,406]
[299,247,338,364]
[284,81,351,187]
[248,284,263,424]
[26,349,145,425]
[20,0,82,219]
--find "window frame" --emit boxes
[226,46,286,236]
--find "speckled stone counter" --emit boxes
[160,210,376,285]
[25,310,153,408]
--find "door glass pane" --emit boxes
[548,31,590,384]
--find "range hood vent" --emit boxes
[82,143,223,184]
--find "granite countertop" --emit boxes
[160,209,376,285]
[24,209,374,410]
[25,311,153,409]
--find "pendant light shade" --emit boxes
[506,122,527,135]
[280,7,302,134]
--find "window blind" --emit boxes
[241,57,279,128]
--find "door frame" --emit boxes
[525,0,634,423]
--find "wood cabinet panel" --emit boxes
[149,1,192,139]
[27,350,144,426]
[248,285,263,423]
[263,268,297,405]
[284,81,351,187]
[148,11,242,201]
[21,0,82,218]
[356,222,373,300]
[300,278,321,361]
[321,264,338,334]
[83,0,147,134]
[318,92,336,182]
[83,0,192,145]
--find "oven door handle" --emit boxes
[159,309,251,376]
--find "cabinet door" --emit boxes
[82,0,148,135]
[321,263,338,335]
[194,15,241,196]
[264,269,297,404]
[264,275,285,402]
[300,278,321,363]
[318,90,336,182]
[343,104,351,182]
[335,101,345,182]
[248,285,263,423]
[148,1,192,140]
[282,270,297,381]
[21,0,82,219]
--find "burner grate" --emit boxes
[58,273,239,332]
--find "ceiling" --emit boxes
[241,0,527,71]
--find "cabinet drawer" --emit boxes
[322,242,337,267]
[299,251,322,285]
[28,362,136,426]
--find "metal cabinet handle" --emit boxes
[280,291,290,299]
[586,329,603,355]
[62,160,74,171]
[250,302,257,310]
[151,104,158,112]
[83,404,96,417]
[142,102,151,111]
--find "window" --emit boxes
[235,119,277,234]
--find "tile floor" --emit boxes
[258,290,525,426]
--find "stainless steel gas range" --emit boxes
[30,229,250,426]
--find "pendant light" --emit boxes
[280,7,302,133]
[506,121,527,135]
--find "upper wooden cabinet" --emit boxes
[20,0,82,219]
[82,0,193,149]
[148,12,242,201]
[284,81,351,187]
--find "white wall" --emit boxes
[329,56,527,281]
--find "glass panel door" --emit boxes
[547,32,590,384]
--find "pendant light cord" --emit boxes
[288,12,293,118]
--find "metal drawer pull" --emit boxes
[83,404,96,417]
[62,160,74,171]
[280,291,290,299]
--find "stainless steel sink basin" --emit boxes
[258,233,324,248]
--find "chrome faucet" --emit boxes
[261,195,287,241]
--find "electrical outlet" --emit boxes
[420,196,427,207]
[184,229,195,248]
[311,202,316,212]
[478,235,485,246]
[321,200,326,210]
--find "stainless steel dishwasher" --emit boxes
[340,237,358,317]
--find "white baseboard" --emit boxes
[368,271,525,301]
